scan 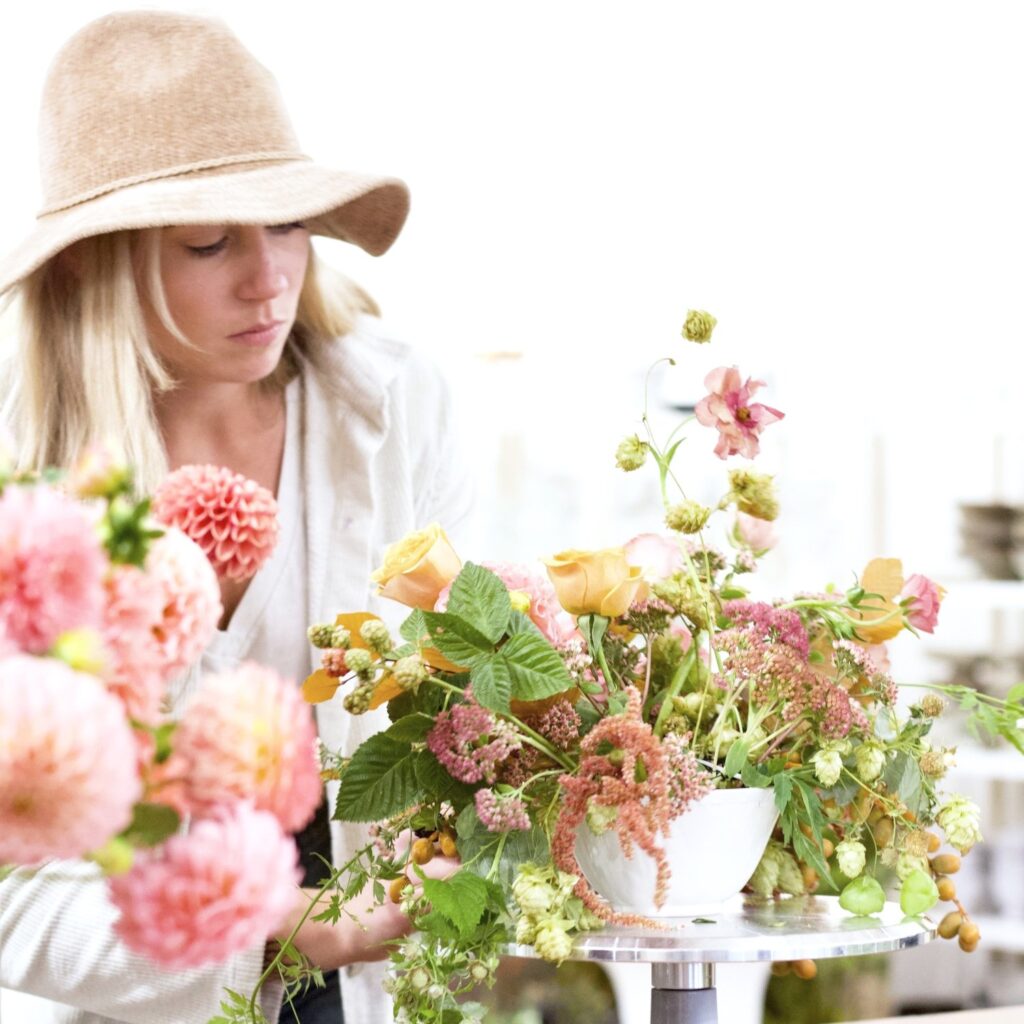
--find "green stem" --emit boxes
[653,644,697,738]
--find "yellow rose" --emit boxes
[543,547,647,618]
[851,558,905,644]
[371,524,462,610]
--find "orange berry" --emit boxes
[931,853,961,875]
[926,832,941,853]
[389,877,411,904]
[937,877,956,901]
[871,817,895,848]
[793,959,818,980]
[938,911,963,939]
[439,833,458,858]
[770,962,791,977]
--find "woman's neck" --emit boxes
[155,380,288,494]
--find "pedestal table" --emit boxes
[505,895,936,1024]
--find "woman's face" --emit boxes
[141,223,311,387]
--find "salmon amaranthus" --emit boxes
[251,311,1024,1024]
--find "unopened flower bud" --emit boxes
[307,624,336,649]
[344,648,373,675]
[920,694,946,718]
[836,839,867,879]
[342,681,375,714]
[682,309,718,344]
[665,500,712,534]
[469,961,490,983]
[409,968,430,991]
[393,655,427,692]
[615,435,647,472]
[427,984,445,1001]
[321,648,348,676]
[360,619,392,654]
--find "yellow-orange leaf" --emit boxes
[854,558,905,643]
[420,646,465,673]
[369,675,404,710]
[303,669,341,704]
[334,612,382,655]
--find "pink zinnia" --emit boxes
[0,656,140,863]
[152,465,279,582]
[900,574,944,634]
[109,803,300,968]
[694,366,784,460]
[174,662,321,832]
[144,528,222,680]
[0,484,106,653]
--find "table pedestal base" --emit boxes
[652,963,718,1024]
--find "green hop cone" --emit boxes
[665,500,711,535]
[839,875,886,916]
[900,868,939,916]
[748,842,783,897]
[682,309,718,344]
[855,743,886,783]
[512,864,558,916]
[615,435,647,472]
[515,915,538,945]
[936,795,983,854]
[777,847,806,896]
[533,922,574,963]
[812,748,844,788]
[836,839,867,879]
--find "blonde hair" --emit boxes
[1,230,377,493]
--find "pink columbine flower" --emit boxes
[144,527,222,680]
[0,656,140,863]
[900,574,944,634]
[624,533,685,581]
[734,512,779,553]
[0,484,106,654]
[174,663,321,833]
[109,803,300,968]
[152,464,279,582]
[695,366,784,460]
[426,702,522,784]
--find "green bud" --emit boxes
[344,648,373,675]
[359,619,392,654]
[727,469,780,522]
[534,923,574,963]
[937,795,983,853]
[615,435,647,472]
[812,748,844,788]
[855,743,886,783]
[665,500,712,534]
[681,309,718,344]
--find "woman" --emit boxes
[0,10,469,1024]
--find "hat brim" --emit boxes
[0,161,410,294]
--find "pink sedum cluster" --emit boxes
[109,803,300,968]
[475,788,531,833]
[427,702,522,784]
[0,484,105,654]
[695,366,784,460]
[152,464,279,582]
[0,656,139,863]
[174,662,321,832]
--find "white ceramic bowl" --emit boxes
[574,786,779,916]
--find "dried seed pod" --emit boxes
[872,817,895,848]
[439,832,458,858]
[926,832,941,853]
[938,911,963,939]
[931,853,961,875]
[821,838,835,859]
[800,863,819,892]
[937,876,957,901]
[958,921,980,947]
[389,877,411,904]
[411,838,435,865]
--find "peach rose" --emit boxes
[543,547,647,618]
[371,524,462,610]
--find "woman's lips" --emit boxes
[228,320,285,346]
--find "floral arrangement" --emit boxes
[0,450,319,975]
[279,311,1024,1024]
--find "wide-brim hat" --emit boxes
[0,11,410,295]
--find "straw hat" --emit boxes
[0,10,410,295]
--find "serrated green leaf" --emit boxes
[400,609,428,645]
[773,773,794,813]
[470,651,512,713]
[420,869,490,938]
[422,611,494,666]
[741,761,772,788]
[445,563,512,644]
[502,631,573,702]
[120,802,180,847]
[413,750,477,808]
[335,733,420,822]
[507,610,545,638]
[385,714,435,743]
[415,908,463,942]
[883,751,924,816]
[723,739,751,779]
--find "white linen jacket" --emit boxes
[0,318,473,1024]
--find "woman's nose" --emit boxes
[236,233,289,301]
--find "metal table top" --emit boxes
[505,895,936,965]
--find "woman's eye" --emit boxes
[185,237,228,256]
[268,221,307,234]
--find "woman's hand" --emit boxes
[275,849,460,969]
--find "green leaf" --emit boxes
[415,908,463,942]
[1006,683,1024,706]
[741,761,772,788]
[444,563,512,644]
[384,713,435,744]
[414,750,477,809]
[883,751,924,816]
[335,733,420,822]
[420,869,491,939]
[400,609,428,645]
[422,611,495,666]
[502,632,574,702]
[723,739,751,779]
[507,610,545,638]
[772,773,794,814]
[120,802,180,847]
[470,651,513,714]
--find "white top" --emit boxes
[0,317,475,1024]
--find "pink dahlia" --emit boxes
[0,484,106,654]
[100,565,167,723]
[144,528,222,680]
[109,803,300,968]
[174,662,321,832]
[0,656,140,863]
[435,561,577,646]
[152,465,279,582]
[695,366,784,460]
[900,574,944,634]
